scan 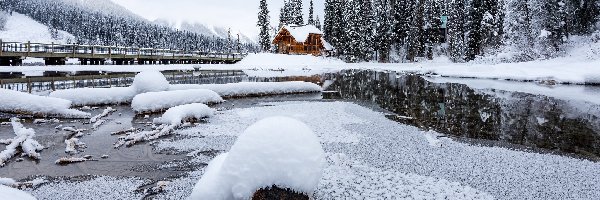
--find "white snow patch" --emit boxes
[49,71,171,106]
[189,117,325,199]
[153,103,214,126]
[0,89,90,118]
[536,117,549,125]
[50,87,136,106]
[0,185,36,200]
[131,89,223,113]
[170,81,322,97]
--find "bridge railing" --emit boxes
[0,41,248,59]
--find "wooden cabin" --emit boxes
[272,25,333,56]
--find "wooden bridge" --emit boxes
[0,40,247,66]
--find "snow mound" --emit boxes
[0,12,74,44]
[131,71,170,94]
[50,87,136,106]
[0,185,36,200]
[189,117,325,199]
[49,71,169,106]
[153,103,214,126]
[131,89,223,113]
[236,53,344,66]
[0,89,90,118]
[170,82,322,97]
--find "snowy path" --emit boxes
[156,101,600,200]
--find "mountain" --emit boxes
[178,21,256,44]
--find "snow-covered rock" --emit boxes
[189,117,325,199]
[131,71,170,94]
[153,103,214,126]
[0,185,36,200]
[131,89,223,113]
[0,89,90,118]
[170,82,323,98]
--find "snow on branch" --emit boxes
[115,103,215,148]
[0,118,44,167]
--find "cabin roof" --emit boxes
[280,24,323,42]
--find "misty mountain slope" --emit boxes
[0,11,74,43]
[0,0,258,52]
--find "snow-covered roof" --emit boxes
[283,25,323,42]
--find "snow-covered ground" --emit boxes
[196,53,600,84]
[153,101,600,199]
[0,89,90,118]
[0,65,194,77]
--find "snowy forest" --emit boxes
[0,0,259,53]
[263,0,600,63]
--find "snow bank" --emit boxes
[50,87,136,106]
[131,89,223,113]
[0,185,36,200]
[130,71,170,94]
[170,82,322,97]
[0,89,90,118]
[0,118,44,166]
[153,103,214,126]
[189,117,325,199]
[49,71,170,106]
[235,53,344,67]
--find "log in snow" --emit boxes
[189,117,325,199]
[0,118,44,167]
[170,81,323,98]
[55,157,92,165]
[131,89,223,113]
[0,89,91,118]
[114,124,177,148]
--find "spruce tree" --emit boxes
[503,0,534,61]
[358,0,375,61]
[315,15,322,30]
[258,0,271,52]
[289,0,304,25]
[374,0,392,62]
[448,0,466,62]
[308,0,315,26]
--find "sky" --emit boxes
[109,0,325,39]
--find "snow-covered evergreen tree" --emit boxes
[374,0,392,62]
[308,0,315,26]
[358,0,375,61]
[289,0,304,25]
[315,15,322,30]
[502,0,535,61]
[448,0,466,62]
[342,0,362,62]
[257,0,271,52]
[324,0,345,52]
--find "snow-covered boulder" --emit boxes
[50,87,136,106]
[0,89,90,118]
[131,89,223,113]
[170,82,323,98]
[153,103,214,126]
[131,71,170,94]
[189,117,325,199]
[0,185,36,200]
